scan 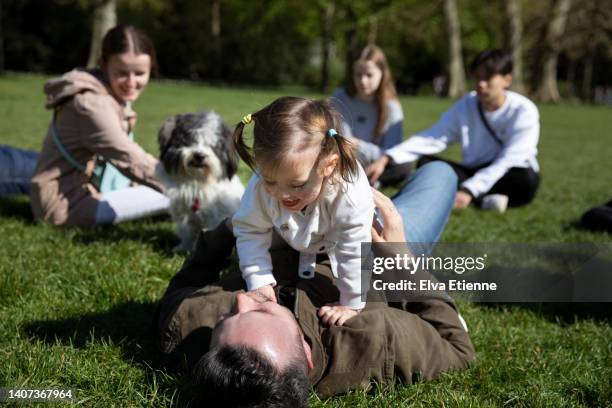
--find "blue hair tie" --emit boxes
[327,128,338,138]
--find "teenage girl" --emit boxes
[331,45,410,187]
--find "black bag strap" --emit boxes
[477,101,503,146]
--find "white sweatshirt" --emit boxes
[385,91,540,197]
[232,165,374,309]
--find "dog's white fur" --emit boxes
[157,111,244,252]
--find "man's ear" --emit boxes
[321,153,339,177]
[302,338,314,371]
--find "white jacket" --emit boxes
[386,91,540,197]
[233,165,374,309]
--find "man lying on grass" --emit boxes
[154,190,475,406]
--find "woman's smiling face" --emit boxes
[103,51,151,104]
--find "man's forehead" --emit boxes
[214,310,298,349]
[215,298,293,330]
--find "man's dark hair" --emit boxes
[469,49,513,77]
[193,344,310,407]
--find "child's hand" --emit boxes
[248,284,277,303]
[318,303,361,326]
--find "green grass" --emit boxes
[0,72,610,407]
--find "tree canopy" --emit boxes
[2,0,610,100]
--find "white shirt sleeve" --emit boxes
[385,103,461,165]
[232,175,276,290]
[329,170,374,309]
[461,106,540,197]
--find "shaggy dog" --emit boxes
[157,111,244,252]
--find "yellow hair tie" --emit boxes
[241,114,253,125]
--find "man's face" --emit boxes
[211,291,313,370]
[473,66,512,109]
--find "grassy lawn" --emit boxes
[0,72,610,407]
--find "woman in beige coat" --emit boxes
[31,25,169,227]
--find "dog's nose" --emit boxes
[191,152,206,166]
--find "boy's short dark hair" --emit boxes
[193,344,310,407]
[469,49,513,77]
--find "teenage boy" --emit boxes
[367,49,540,212]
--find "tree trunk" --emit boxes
[582,47,595,101]
[534,0,572,102]
[443,0,466,98]
[566,58,576,98]
[0,0,4,73]
[344,6,359,87]
[503,0,525,94]
[86,0,117,68]
[367,15,377,45]
[320,2,334,93]
[579,0,603,102]
[210,0,221,79]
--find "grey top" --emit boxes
[331,88,404,163]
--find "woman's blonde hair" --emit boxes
[346,45,398,141]
[233,96,357,183]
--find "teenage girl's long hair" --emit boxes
[346,45,398,142]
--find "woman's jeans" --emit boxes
[391,161,457,254]
[0,145,39,197]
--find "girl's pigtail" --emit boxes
[232,121,256,171]
[321,101,358,183]
[331,132,357,183]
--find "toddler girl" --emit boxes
[232,96,375,325]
